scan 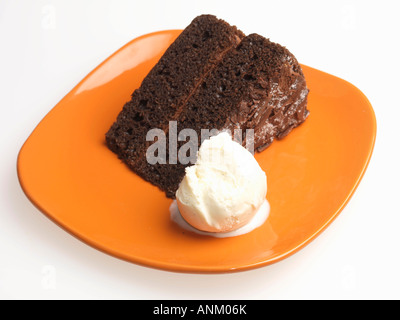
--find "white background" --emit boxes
[1,0,399,300]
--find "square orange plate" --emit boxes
[17,30,376,273]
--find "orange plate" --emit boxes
[17,30,376,273]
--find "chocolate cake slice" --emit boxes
[106,15,244,167]
[106,16,309,199]
[133,33,309,198]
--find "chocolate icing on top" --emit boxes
[222,34,309,152]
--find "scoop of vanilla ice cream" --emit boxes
[176,131,267,233]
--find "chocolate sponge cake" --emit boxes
[106,15,244,165]
[133,33,309,197]
[106,15,309,198]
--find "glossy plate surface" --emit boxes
[17,30,376,273]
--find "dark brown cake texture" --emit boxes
[106,15,309,198]
[106,15,244,166]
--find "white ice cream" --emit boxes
[176,131,267,233]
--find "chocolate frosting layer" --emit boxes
[222,34,309,152]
